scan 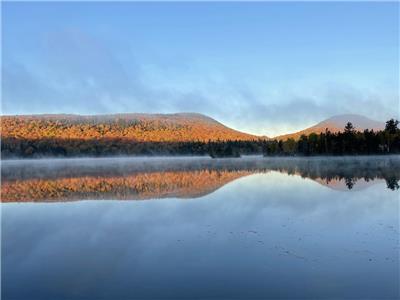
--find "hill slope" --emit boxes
[275,114,385,141]
[1,113,259,142]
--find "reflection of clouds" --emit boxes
[208,172,395,222]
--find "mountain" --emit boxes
[1,113,258,142]
[275,114,385,141]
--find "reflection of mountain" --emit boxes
[2,156,399,202]
[2,170,253,202]
[313,177,382,191]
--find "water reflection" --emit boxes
[2,156,399,299]
[1,156,399,202]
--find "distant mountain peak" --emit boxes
[317,114,384,129]
[275,114,385,141]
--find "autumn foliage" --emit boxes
[1,113,265,157]
[1,170,252,202]
[1,113,257,142]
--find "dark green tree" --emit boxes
[344,122,355,134]
[385,119,399,134]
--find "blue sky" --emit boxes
[2,2,399,136]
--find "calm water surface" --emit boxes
[2,156,399,299]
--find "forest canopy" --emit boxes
[1,117,399,158]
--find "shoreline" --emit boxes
[2,153,400,164]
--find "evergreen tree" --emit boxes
[385,119,399,134]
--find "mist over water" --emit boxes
[2,156,399,299]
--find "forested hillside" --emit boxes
[1,113,257,142]
[1,113,399,158]
[1,113,264,157]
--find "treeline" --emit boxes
[1,119,399,158]
[264,119,400,156]
[1,137,266,158]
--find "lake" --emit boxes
[1,156,399,299]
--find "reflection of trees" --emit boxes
[266,157,400,190]
[1,156,399,202]
[385,177,400,190]
[1,170,252,202]
[345,177,356,190]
